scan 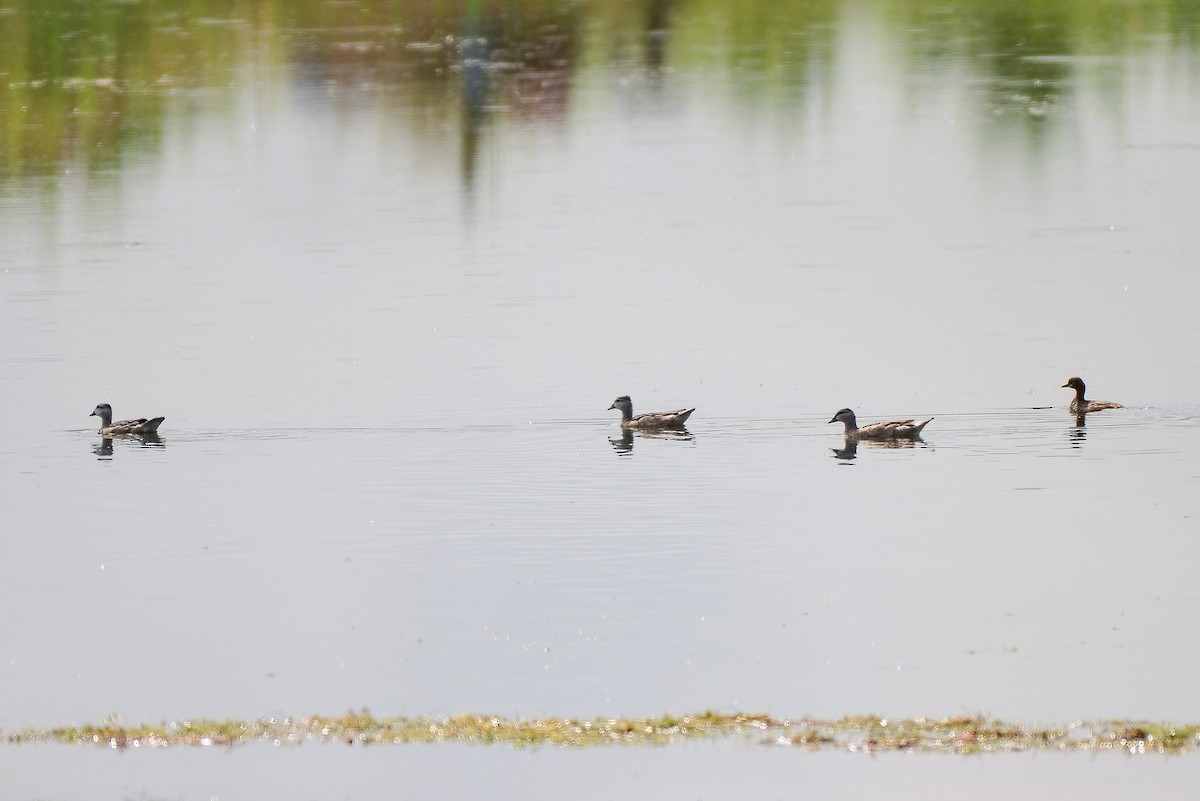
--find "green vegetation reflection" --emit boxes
[7,711,1200,754]
[1,0,1196,180]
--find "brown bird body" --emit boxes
[829,408,932,440]
[608,395,695,429]
[90,403,165,435]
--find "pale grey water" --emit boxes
[2,1,1200,798]
[4,743,1200,800]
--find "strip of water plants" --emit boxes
[5,712,1199,754]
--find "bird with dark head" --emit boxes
[828,407,932,440]
[607,395,695,429]
[1061,377,1122,415]
[90,403,165,435]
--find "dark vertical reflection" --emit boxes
[455,0,582,199]
[644,0,674,76]
[1068,414,1088,447]
[459,0,490,198]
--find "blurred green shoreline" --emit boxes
[3,0,1197,181]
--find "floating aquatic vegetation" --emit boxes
[5,712,1200,754]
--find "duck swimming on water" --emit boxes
[607,395,695,429]
[90,403,165,435]
[828,408,932,440]
[1061,377,1122,414]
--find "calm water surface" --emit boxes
[2,0,1200,797]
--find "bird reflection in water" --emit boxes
[830,436,924,462]
[92,431,165,461]
[1068,413,1088,447]
[609,427,694,455]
